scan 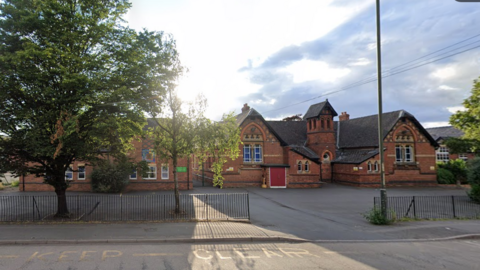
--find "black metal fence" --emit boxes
[0,193,250,222]
[374,196,480,220]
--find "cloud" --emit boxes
[238,0,480,127]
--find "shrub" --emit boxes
[11,180,20,187]
[438,159,468,184]
[437,168,456,184]
[363,207,396,225]
[91,156,141,193]
[467,158,480,202]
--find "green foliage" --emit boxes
[11,180,19,187]
[450,77,480,149]
[468,184,480,203]
[445,137,480,154]
[196,113,241,188]
[0,0,181,214]
[437,168,456,184]
[437,159,468,184]
[363,207,396,225]
[467,158,480,202]
[91,156,146,193]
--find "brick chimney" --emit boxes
[241,103,250,113]
[339,111,350,121]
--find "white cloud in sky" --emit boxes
[283,60,350,83]
[431,67,456,81]
[125,0,372,119]
[423,122,450,128]
[124,0,480,128]
[447,106,466,114]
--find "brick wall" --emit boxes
[21,137,191,192]
[332,119,438,187]
[286,149,321,188]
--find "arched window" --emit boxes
[309,120,312,130]
[374,161,379,172]
[321,119,324,129]
[395,145,403,162]
[243,145,251,162]
[313,119,317,129]
[304,161,310,172]
[367,162,372,172]
[254,144,262,162]
[297,161,302,172]
[396,145,415,163]
[327,119,330,129]
[405,145,413,162]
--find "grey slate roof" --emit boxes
[333,149,379,164]
[336,110,406,148]
[303,100,338,120]
[267,121,319,161]
[332,110,438,164]
[336,110,437,149]
[426,126,464,141]
[267,121,307,146]
[235,108,264,126]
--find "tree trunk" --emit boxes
[173,157,180,214]
[54,187,70,218]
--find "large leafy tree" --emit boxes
[450,77,480,144]
[150,90,240,214]
[0,0,181,217]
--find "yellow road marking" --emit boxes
[133,253,183,257]
[0,255,18,259]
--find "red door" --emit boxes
[270,167,286,188]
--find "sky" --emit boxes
[126,0,480,127]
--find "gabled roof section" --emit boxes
[235,108,264,126]
[332,149,379,164]
[268,121,319,162]
[336,110,438,148]
[426,126,464,141]
[303,100,338,120]
[267,121,307,146]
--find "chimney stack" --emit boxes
[242,103,250,113]
[339,111,350,121]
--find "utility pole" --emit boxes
[376,0,387,219]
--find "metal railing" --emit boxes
[374,195,480,220]
[0,193,250,222]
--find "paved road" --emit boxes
[0,240,478,269]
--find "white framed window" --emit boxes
[254,144,262,162]
[459,153,468,161]
[65,166,73,180]
[244,144,263,163]
[144,165,156,180]
[297,161,302,172]
[395,146,403,162]
[243,145,251,162]
[374,162,379,172]
[405,145,413,162]
[396,145,415,163]
[130,169,137,180]
[161,164,169,179]
[367,162,372,172]
[304,161,310,172]
[78,165,85,180]
[436,146,449,163]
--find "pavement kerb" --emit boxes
[0,234,479,246]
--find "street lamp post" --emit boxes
[375,0,388,218]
